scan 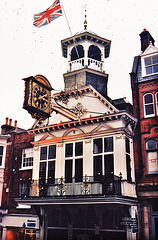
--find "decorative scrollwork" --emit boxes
[56,177,66,196]
[81,175,90,195]
[71,100,87,120]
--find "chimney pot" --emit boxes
[14,120,17,128]
[9,119,12,126]
[5,117,9,125]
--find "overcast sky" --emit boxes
[0,0,158,130]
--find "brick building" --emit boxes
[130,29,158,240]
[0,118,39,240]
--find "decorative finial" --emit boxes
[84,5,87,30]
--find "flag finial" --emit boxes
[84,5,87,30]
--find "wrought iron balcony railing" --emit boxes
[19,175,122,198]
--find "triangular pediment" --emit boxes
[50,85,118,124]
[91,123,114,133]
[141,43,158,56]
[38,132,56,142]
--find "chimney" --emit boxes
[1,118,14,135]
[140,29,155,52]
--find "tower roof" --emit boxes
[61,31,111,58]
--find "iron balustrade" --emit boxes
[19,175,122,198]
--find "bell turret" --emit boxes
[61,31,111,97]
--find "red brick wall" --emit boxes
[2,131,35,214]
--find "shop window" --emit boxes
[144,93,154,117]
[0,146,4,166]
[93,137,114,181]
[146,140,158,174]
[39,145,56,184]
[65,142,83,183]
[144,55,158,75]
[22,148,33,169]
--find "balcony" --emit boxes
[19,175,122,199]
[68,58,103,72]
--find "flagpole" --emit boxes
[60,0,80,58]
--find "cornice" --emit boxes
[28,111,137,135]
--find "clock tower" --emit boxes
[61,30,111,98]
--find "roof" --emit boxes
[61,31,111,58]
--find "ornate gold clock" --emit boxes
[23,75,52,120]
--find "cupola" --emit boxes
[61,31,111,97]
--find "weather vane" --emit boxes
[84,4,87,30]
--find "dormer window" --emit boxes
[144,55,158,75]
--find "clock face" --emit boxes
[32,84,49,110]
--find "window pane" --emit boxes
[0,146,4,155]
[104,137,113,152]
[48,161,55,183]
[146,66,152,75]
[146,140,157,150]
[23,157,33,167]
[153,64,158,73]
[93,138,102,154]
[48,145,56,159]
[104,154,114,176]
[94,155,102,181]
[39,162,46,183]
[75,158,83,182]
[144,94,153,104]
[19,182,28,197]
[145,57,151,66]
[65,143,73,157]
[40,147,47,160]
[126,154,131,182]
[145,104,154,115]
[75,142,83,156]
[148,152,158,173]
[152,55,158,64]
[0,157,2,166]
[126,137,130,153]
[65,160,72,183]
[0,146,3,166]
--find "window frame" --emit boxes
[39,145,56,184]
[93,136,114,181]
[21,148,34,170]
[156,92,158,116]
[0,146,4,167]
[125,137,132,182]
[143,93,155,118]
[146,139,158,174]
[142,54,158,77]
[64,141,83,183]
[19,182,29,198]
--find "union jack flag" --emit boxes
[33,0,62,28]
